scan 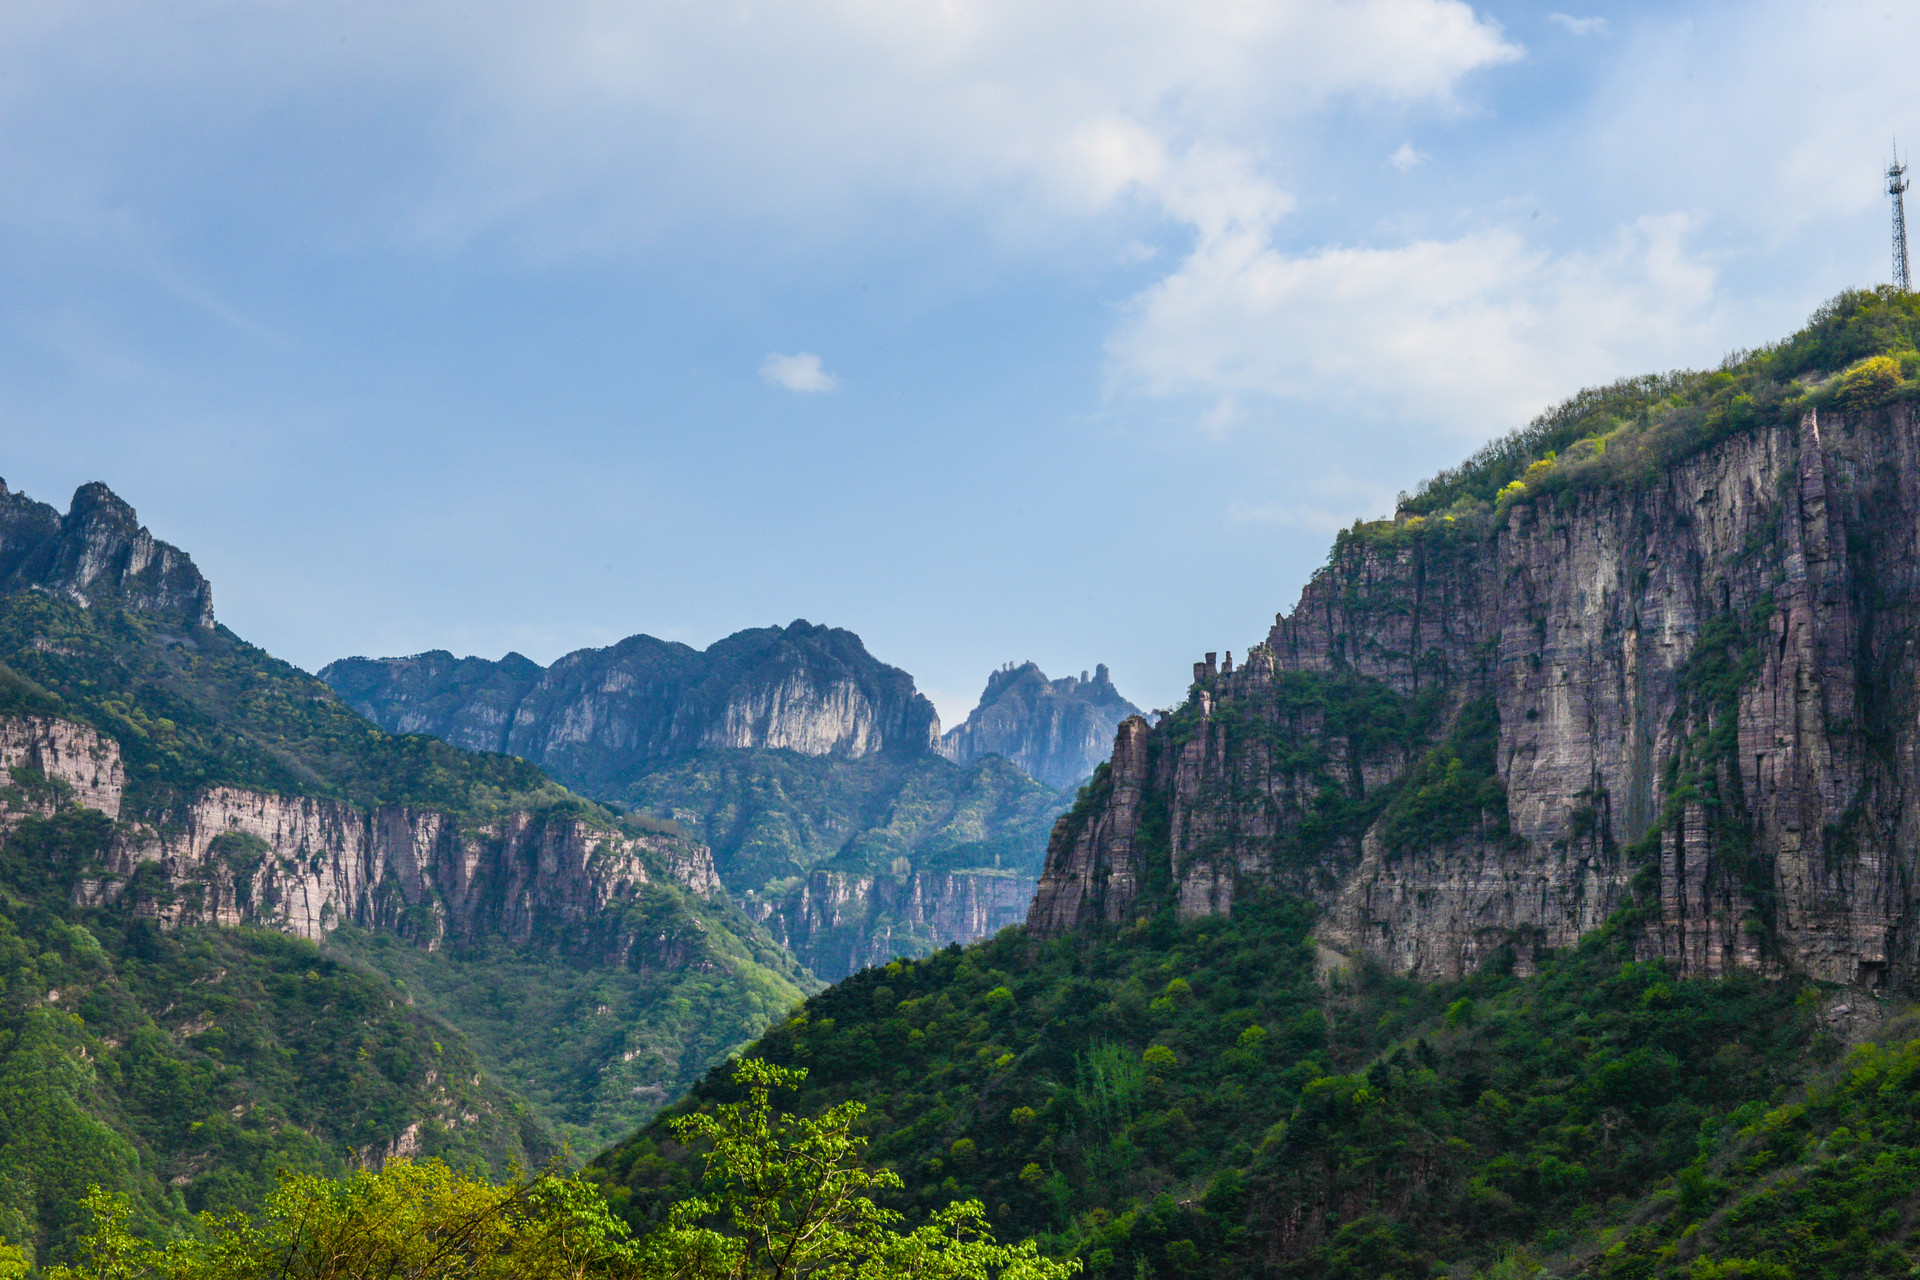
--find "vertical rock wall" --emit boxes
[1029,406,1920,989]
[0,715,727,969]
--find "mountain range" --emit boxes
[320,634,1137,978]
[16,290,1920,1278]
[595,289,1920,1280]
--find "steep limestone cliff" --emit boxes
[324,633,1069,976]
[320,620,941,791]
[3,713,725,968]
[939,662,1142,788]
[1028,339,1920,990]
[744,867,1034,979]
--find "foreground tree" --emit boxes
[48,1159,637,1280]
[47,1059,1073,1280]
[638,1058,1075,1280]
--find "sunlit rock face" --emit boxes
[1031,405,1920,991]
[321,620,942,792]
[0,713,724,969]
[939,662,1142,789]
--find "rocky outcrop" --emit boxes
[939,662,1142,788]
[0,481,215,628]
[321,629,1070,972]
[321,621,942,793]
[1,714,726,969]
[1029,404,1920,991]
[746,868,1035,980]
[0,715,125,826]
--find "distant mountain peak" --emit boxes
[320,621,942,781]
[0,478,215,628]
[940,661,1140,789]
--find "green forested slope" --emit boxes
[0,519,816,1265]
[0,590,580,824]
[590,892,1920,1279]
[0,806,549,1269]
[622,749,1062,897]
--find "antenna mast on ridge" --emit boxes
[1891,144,1912,292]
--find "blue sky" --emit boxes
[2,0,1913,723]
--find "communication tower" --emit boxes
[1892,146,1912,292]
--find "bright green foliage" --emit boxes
[45,1067,1069,1280]
[595,900,1827,1279]
[636,1059,1076,1280]
[46,1162,642,1280]
[1588,1028,1920,1278]
[1391,287,1920,528]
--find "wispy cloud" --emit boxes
[1389,142,1429,171]
[1549,13,1610,36]
[760,352,838,393]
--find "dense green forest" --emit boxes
[591,894,1920,1279]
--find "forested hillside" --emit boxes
[0,482,813,1267]
[592,292,1920,1280]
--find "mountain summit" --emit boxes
[1029,288,1920,992]
[938,661,1141,788]
[321,621,941,794]
[0,479,214,628]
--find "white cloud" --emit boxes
[760,352,839,393]
[1107,213,1721,436]
[1549,14,1610,36]
[0,0,1521,256]
[1389,142,1430,171]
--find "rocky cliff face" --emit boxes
[0,480,214,628]
[744,868,1035,980]
[939,662,1142,788]
[321,620,941,792]
[1030,401,1920,991]
[3,713,725,970]
[323,628,1075,976]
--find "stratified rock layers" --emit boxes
[1030,406,1920,990]
[2,714,724,971]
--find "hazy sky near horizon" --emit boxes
[3,0,1915,723]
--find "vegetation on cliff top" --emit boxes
[1349,287,1920,547]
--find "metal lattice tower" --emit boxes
[1892,147,1912,292]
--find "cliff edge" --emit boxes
[1028,289,1920,991]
